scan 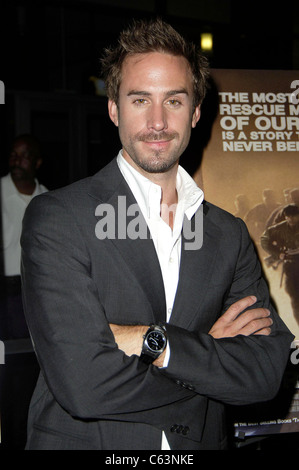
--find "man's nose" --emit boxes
[147,104,167,131]
[9,154,19,165]
[14,154,24,166]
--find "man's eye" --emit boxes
[168,99,181,106]
[134,99,147,105]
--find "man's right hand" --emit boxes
[208,296,273,339]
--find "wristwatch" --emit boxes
[140,324,167,364]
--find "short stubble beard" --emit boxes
[124,129,190,174]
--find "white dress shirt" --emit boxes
[1,173,47,276]
[117,151,204,449]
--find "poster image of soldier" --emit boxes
[261,204,299,327]
[265,188,299,228]
[243,189,281,247]
[233,194,250,219]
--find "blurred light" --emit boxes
[201,33,213,52]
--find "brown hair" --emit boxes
[100,18,209,108]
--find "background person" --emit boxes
[0,134,47,339]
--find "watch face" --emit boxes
[147,331,165,352]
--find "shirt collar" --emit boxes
[2,173,40,200]
[116,151,204,221]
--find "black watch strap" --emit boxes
[140,350,156,364]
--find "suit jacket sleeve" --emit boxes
[21,191,196,424]
[163,216,294,405]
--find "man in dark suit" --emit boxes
[21,19,293,450]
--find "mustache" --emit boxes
[10,166,25,171]
[135,131,178,142]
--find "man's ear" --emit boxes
[108,100,119,127]
[35,158,42,170]
[191,105,201,128]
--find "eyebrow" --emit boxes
[127,89,189,98]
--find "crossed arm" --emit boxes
[21,192,293,417]
[110,295,273,367]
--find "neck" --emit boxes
[121,153,179,229]
[152,169,178,230]
[12,177,36,195]
[149,168,178,203]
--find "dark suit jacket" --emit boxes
[21,157,294,450]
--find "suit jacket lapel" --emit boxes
[170,205,222,329]
[88,159,221,328]
[88,158,166,323]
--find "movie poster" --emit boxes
[195,69,299,438]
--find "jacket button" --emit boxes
[171,424,189,435]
